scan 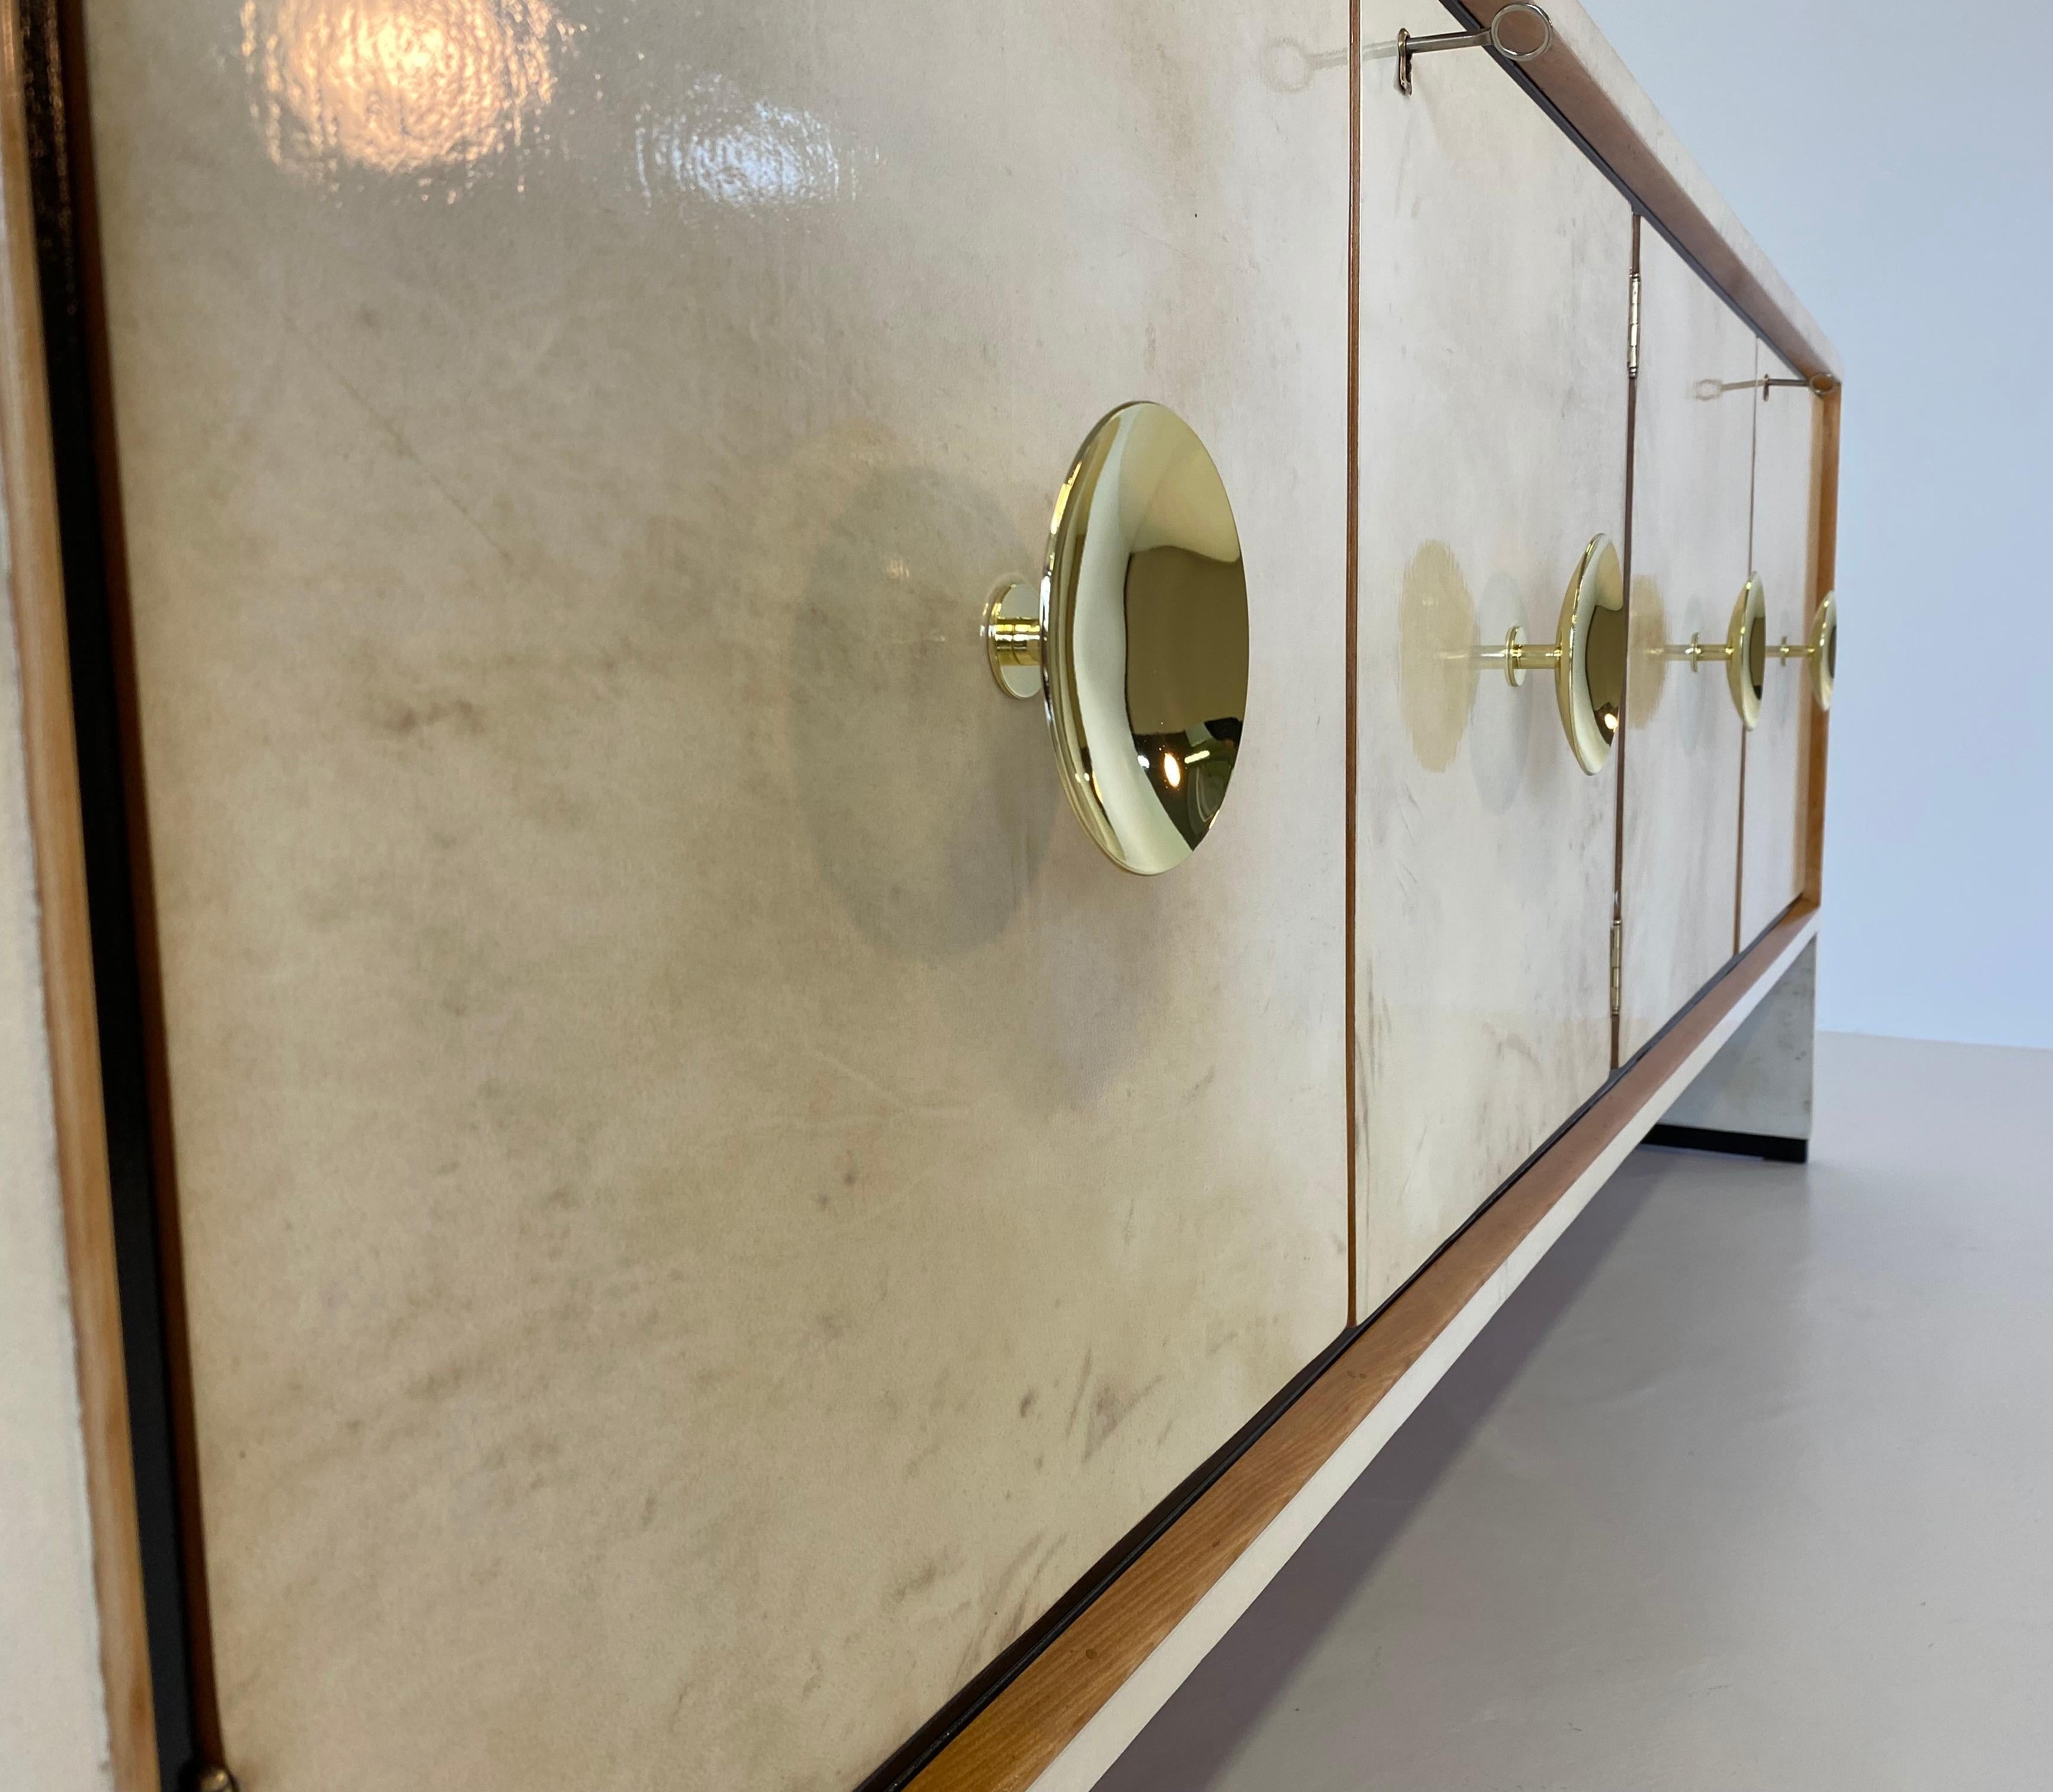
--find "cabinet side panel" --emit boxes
[80,2,1354,1787]
[1355,4,1630,1313]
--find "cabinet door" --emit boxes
[84,3,1351,1786]
[1617,230,1755,1058]
[1742,352,1822,943]
[1355,1,1632,1312]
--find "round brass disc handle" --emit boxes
[1477,533,1626,775]
[1767,589,1838,711]
[980,401,1248,876]
[1654,574,1769,729]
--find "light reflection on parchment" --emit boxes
[241,0,568,194]
[1628,574,1669,728]
[238,6,869,211]
[634,75,859,212]
[1399,540,1478,773]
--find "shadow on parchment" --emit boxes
[1095,1162,1664,1791]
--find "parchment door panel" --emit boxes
[1742,351,1822,943]
[1617,230,1755,1060]
[83,3,1350,1787]
[1355,2,1631,1314]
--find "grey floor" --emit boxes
[1100,1033,2053,1791]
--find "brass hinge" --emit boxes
[1627,268,1641,379]
[1609,915,1623,1016]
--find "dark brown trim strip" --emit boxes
[8,1,211,1783]
[0,9,156,1785]
[906,903,1818,1792]
[1344,0,1361,1323]
[46,0,222,1765]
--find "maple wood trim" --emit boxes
[0,11,157,1785]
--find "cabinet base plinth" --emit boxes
[1644,1122,1808,1164]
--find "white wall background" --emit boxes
[1581,0,2053,1049]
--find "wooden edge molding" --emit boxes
[909,903,1820,1792]
[1803,386,1840,904]
[0,9,158,1788]
[1464,0,1842,386]
[1342,0,1361,1326]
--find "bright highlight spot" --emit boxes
[241,0,563,190]
[634,74,853,212]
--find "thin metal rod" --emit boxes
[1657,635,1732,666]
[1760,372,1840,400]
[1478,625,1560,688]
[1695,374,1840,401]
[1398,27,1489,56]
[1396,5,1555,95]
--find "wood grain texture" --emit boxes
[0,12,157,1787]
[910,903,1818,1792]
[1463,0,1841,385]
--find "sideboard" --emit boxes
[0,1,1838,1787]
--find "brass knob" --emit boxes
[1477,533,1625,775]
[1653,574,1768,729]
[1767,588,1838,711]
[979,401,1248,875]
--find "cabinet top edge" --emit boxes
[1466,0,1843,382]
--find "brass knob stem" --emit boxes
[1477,623,1560,687]
[1657,631,1731,668]
[986,615,1043,668]
[981,580,1045,699]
